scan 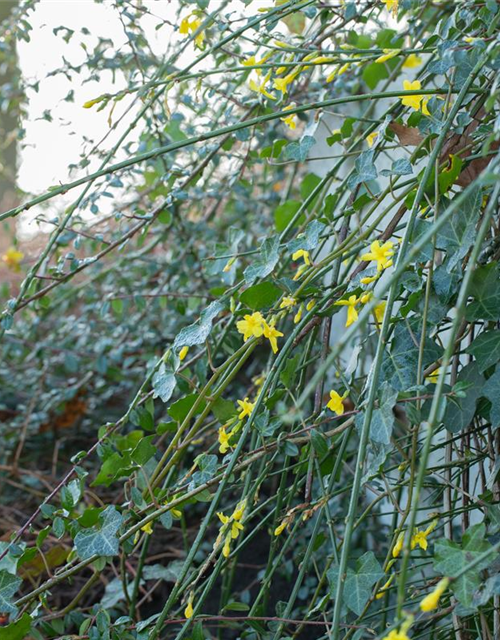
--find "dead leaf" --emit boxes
[388,121,424,146]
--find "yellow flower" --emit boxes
[242,55,257,67]
[403,54,422,68]
[426,367,441,383]
[334,294,360,327]
[280,296,296,309]
[184,594,194,619]
[141,521,153,535]
[392,531,405,558]
[366,131,379,147]
[2,247,24,271]
[381,630,409,640]
[420,578,449,612]
[306,300,315,311]
[361,240,394,272]
[280,103,298,130]
[274,521,287,536]
[327,390,346,416]
[179,13,204,48]
[263,321,284,354]
[360,275,378,285]
[375,48,400,64]
[273,72,298,94]
[381,0,399,18]
[326,67,338,83]
[253,373,266,387]
[292,249,311,265]
[293,265,307,281]
[163,498,182,518]
[218,501,246,557]
[374,301,386,324]
[236,312,265,342]
[360,292,373,305]
[249,71,276,100]
[376,574,395,599]
[411,519,438,551]
[222,534,232,557]
[179,346,189,361]
[237,397,255,420]
[338,62,350,75]
[400,80,429,113]
[218,425,232,454]
[223,257,235,272]
[294,305,303,324]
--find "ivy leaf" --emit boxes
[287,220,326,253]
[152,363,176,404]
[370,383,397,445]
[347,150,378,189]
[438,187,481,272]
[328,551,383,615]
[0,570,21,615]
[443,363,484,433]
[434,524,495,608]
[465,330,500,373]
[244,236,280,285]
[283,135,316,162]
[466,263,500,321]
[173,300,224,349]
[483,366,500,427]
[381,323,441,391]
[0,614,32,640]
[74,506,123,560]
[433,265,460,304]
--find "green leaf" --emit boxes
[310,429,329,457]
[370,383,397,445]
[173,300,224,349]
[466,263,500,321]
[152,363,176,403]
[283,135,316,162]
[362,61,389,90]
[288,219,326,254]
[433,265,460,303]
[328,551,383,615]
[466,330,500,372]
[438,154,463,193]
[92,451,134,487]
[438,187,482,272]
[244,236,280,285]
[0,543,20,575]
[347,150,378,189]
[443,363,484,433]
[274,200,304,232]
[434,523,495,608]
[381,323,442,391]
[0,571,21,615]
[211,397,236,423]
[168,393,206,422]
[483,366,500,427]
[280,353,301,389]
[239,282,282,310]
[74,506,123,560]
[0,614,32,640]
[131,436,156,466]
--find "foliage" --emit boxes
[1,0,500,639]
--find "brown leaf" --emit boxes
[456,140,500,186]
[388,121,424,146]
